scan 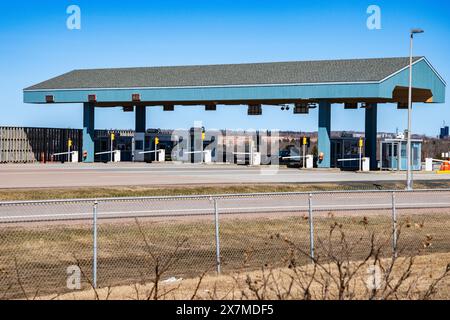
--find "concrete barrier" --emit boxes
[362,157,370,172]
[113,150,121,162]
[305,155,313,169]
[252,152,261,166]
[425,158,433,172]
[157,149,165,162]
[70,151,79,163]
[204,150,212,164]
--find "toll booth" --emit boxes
[225,131,261,165]
[144,128,217,163]
[94,131,133,162]
[143,129,174,162]
[331,135,365,170]
[233,142,254,165]
[141,129,273,165]
[279,136,311,166]
[380,138,422,171]
[188,127,216,163]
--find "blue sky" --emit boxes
[0,0,449,136]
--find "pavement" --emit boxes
[0,189,449,222]
[1,163,450,189]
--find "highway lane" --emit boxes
[1,163,450,188]
[0,190,449,223]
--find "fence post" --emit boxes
[391,192,398,257]
[308,193,315,260]
[92,200,98,288]
[213,198,221,275]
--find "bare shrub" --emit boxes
[237,218,450,300]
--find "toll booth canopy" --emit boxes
[23,56,446,167]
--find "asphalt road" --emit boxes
[1,163,450,188]
[1,190,449,223]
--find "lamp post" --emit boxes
[406,28,424,191]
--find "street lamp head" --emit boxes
[411,28,424,35]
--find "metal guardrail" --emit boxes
[1,188,450,206]
[2,189,449,225]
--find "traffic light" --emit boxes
[205,104,217,111]
[155,137,160,146]
[359,138,364,148]
[248,104,262,115]
[294,103,309,114]
[200,127,206,141]
[68,139,73,147]
[111,133,115,141]
[397,102,408,109]
[301,136,311,147]
[344,102,358,109]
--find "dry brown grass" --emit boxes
[39,252,450,300]
[2,211,449,300]
[1,180,450,201]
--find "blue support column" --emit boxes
[82,103,95,163]
[365,103,378,170]
[135,106,146,133]
[317,101,331,168]
[134,106,147,162]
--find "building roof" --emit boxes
[25,57,424,91]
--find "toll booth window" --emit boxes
[343,141,358,156]
[135,140,143,150]
[401,146,406,157]
[412,144,420,166]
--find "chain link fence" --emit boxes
[0,189,449,299]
